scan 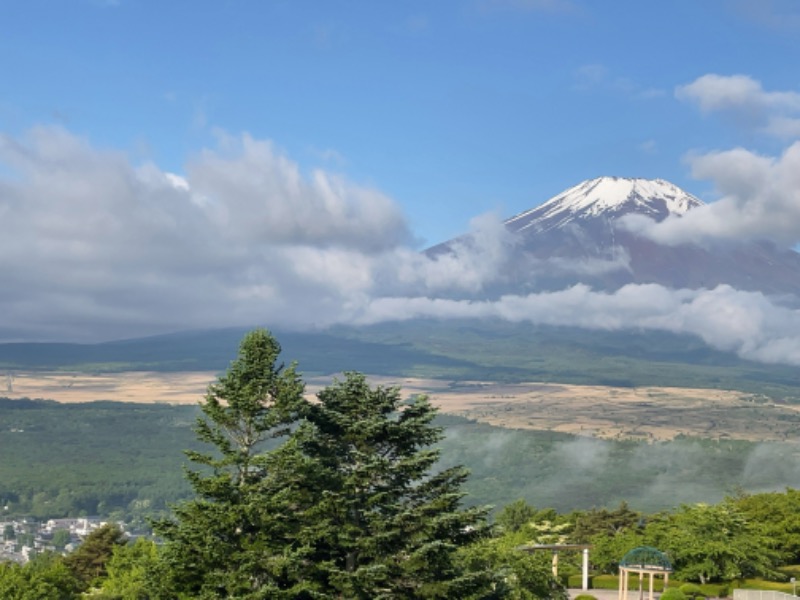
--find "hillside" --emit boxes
[429,176,800,295]
[4,322,800,400]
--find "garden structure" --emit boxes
[618,546,672,600]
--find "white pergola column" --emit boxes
[582,548,589,591]
[639,570,644,600]
[619,567,628,600]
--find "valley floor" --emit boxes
[5,370,800,442]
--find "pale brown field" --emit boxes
[4,371,219,405]
[5,371,799,442]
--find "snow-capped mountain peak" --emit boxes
[427,176,800,298]
[506,176,704,233]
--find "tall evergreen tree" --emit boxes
[295,372,497,599]
[156,332,498,598]
[154,329,309,598]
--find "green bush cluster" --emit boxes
[680,583,705,598]
[661,589,688,600]
[566,574,730,597]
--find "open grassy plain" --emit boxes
[6,370,799,442]
[426,380,800,442]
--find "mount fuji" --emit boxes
[429,176,800,297]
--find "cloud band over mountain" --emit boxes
[621,142,800,247]
[3,125,800,368]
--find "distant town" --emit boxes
[1,516,132,564]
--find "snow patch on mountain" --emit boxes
[506,176,704,233]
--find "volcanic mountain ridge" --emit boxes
[429,176,800,296]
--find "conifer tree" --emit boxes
[294,372,497,598]
[154,329,309,598]
[156,332,498,598]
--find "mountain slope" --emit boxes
[431,176,800,296]
[506,177,702,233]
[4,322,800,400]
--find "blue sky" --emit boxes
[4,0,798,243]
[3,0,800,355]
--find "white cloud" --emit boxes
[0,126,412,340]
[676,74,800,138]
[761,116,800,139]
[404,213,519,293]
[0,126,541,342]
[676,74,800,113]
[187,131,411,251]
[538,249,631,277]
[4,125,800,371]
[355,284,800,366]
[620,142,800,247]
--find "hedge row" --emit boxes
[565,574,731,597]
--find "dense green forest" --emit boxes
[3,398,800,522]
[0,398,197,524]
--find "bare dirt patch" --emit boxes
[5,371,799,442]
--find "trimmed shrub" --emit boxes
[583,574,667,591]
[687,583,729,598]
[660,588,688,600]
[680,583,705,599]
[574,595,598,600]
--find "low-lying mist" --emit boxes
[435,415,800,513]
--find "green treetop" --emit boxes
[154,329,308,598]
[155,331,499,599]
[295,372,496,598]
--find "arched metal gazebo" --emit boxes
[618,546,672,600]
